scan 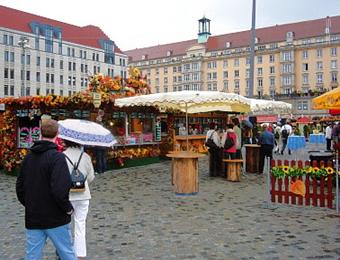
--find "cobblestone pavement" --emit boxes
[0,143,339,259]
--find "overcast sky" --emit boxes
[1,0,340,51]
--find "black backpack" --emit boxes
[65,151,87,192]
[281,127,289,139]
[224,133,235,150]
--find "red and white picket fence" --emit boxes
[270,159,335,209]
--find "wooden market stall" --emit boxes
[0,68,163,173]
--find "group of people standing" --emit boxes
[205,118,242,177]
[16,119,95,259]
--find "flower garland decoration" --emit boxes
[0,110,28,171]
[271,165,334,179]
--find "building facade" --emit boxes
[0,5,128,98]
[125,16,340,116]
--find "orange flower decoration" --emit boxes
[290,180,306,197]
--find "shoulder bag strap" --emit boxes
[64,151,84,170]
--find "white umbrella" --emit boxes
[115,91,251,150]
[248,98,292,114]
[58,119,116,147]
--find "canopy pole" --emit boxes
[186,103,189,151]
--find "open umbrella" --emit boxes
[241,120,253,129]
[115,91,251,150]
[312,87,340,110]
[58,119,116,147]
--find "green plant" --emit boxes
[271,166,333,179]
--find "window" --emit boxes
[283,76,292,86]
[173,66,177,73]
[68,76,72,86]
[258,79,263,87]
[10,85,14,96]
[4,51,9,62]
[316,73,323,83]
[9,36,13,45]
[283,63,292,73]
[269,55,275,63]
[67,48,71,56]
[72,49,75,57]
[51,59,54,68]
[164,77,168,84]
[73,62,76,71]
[331,47,337,57]
[73,77,76,86]
[316,49,322,58]
[51,74,54,83]
[164,67,168,74]
[331,72,338,82]
[173,76,177,82]
[246,57,250,65]
[234,59,239,67]
[212,72,217,79]
[270,77,275,87]
[270,66,275,74]
[302,50,308,59]
[10,69,14,79]
[60,75,63,84]
[303,74,309,84]
[257,68,263,76]
[223,60,228,68]
[60,60,63,70]
[257,56,262,64]
[207,73,212,80]
[316,61,323,70]
[3,34,8,44]
[302,63,308,71]
[37,56,40,66]
[331,60,337,69]
[283,51,292,61]
[68,62,72,71]
[246,69,250,78]
[223,71,228,78]
[10,52,14,62]
[81,64,84,73]
[223,80,228,91]
[26,55,30,65]
[46,58,50,67]
[36,72,40,82]
[234,70,239,77]
[297,101,308,111]
[4,85,8,96]
[4,68,8,78]
[46,73,50,83]
[234,80,240,89]
[26,71,30,81]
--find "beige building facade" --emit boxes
[126,16,340,115]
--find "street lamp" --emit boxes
[18,36,30,96]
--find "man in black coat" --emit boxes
[16,119,76,259]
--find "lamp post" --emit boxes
[18,36,30,96]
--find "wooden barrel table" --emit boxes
[166,151,205,195]
[244,144,261,173]
[223,159,243,181]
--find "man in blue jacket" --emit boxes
[259,123,275,174]
[16,119,76,259]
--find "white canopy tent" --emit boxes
[248,98,292,114]
[115,91,251,150]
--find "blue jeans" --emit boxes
[25,224,76,260]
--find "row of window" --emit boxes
[3,84,80,97]
[3,33,126,65]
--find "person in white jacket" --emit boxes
[63,140,95,260]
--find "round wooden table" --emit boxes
[166,151,205,195]
[244,144,261,173]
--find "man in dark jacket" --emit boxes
[16,119,76,259]
[259,124,275,174]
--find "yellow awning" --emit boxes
[312,87,340,110]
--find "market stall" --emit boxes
[0,68,161,173]
[115,91,251,194]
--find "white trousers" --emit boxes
[71,200,89,257]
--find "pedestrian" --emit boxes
[16,119,76,260]
[205,123,221,177]
[95,146,108,174]
[280,121,292,155]
[273,123,281,153]
[63,140,95,260]
[232,118,242,159]
[325,123,333,151]
[222,124,237,159]
[259,123,275,174]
